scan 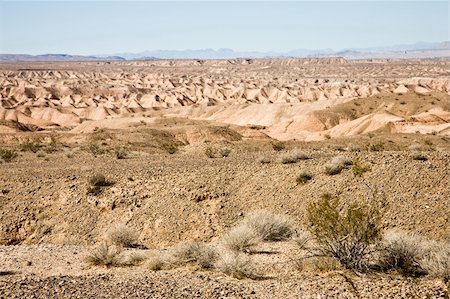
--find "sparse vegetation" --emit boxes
[281,150,310,164]
[218,147,232,157]
[162,143,178,154]
[243,211,294,241]
[216,252,258,279]
[87,173,113,195]
[324,156,352,175]
[258,156,271,164]
[205,146,216,158]
[106,224,138,248]
[222,225,261,253]
[352,161,371,176]
[115,147,128,159]
[368,142,384,152]
[422,240,450,282]
[19,141,43,153]
[296,171,313,184]
[85,243,123,267]
[0,148,17,162]
[379,230,427,277]
[172,242,218,269]
[271,141,285,151]
[306,196,382,270]
[88,143,106,156]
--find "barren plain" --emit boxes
[0,58,449,298]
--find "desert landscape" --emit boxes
[0,57,449,298]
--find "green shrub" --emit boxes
[19,141,43,153]
[0,149,17,162]
[205,146,216,158]
[368,143,384,152]
[306,196,382,270]
[352,161,371,176]
[271,141,285,152]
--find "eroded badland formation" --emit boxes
[0,58,449,298]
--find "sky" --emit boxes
[0,1,449,55]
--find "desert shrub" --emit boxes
[324,163,344,175]
[331,156,353,166]
[368,142,384,152]
[218,147,232,157]
[106,224,138,248]
[115,147,128,159]
[243,211,294,241]
[88,143,106,156]
[296,171,313,184]
[89,174,111,187]
[258,156,271,164]
[85,243,123,267]
[122,251,148,266]
[281,150,310,164]
[408,143,422,151]
[162,143,177,154]
[216,252,257,279]
[205,146,216,158]
[87,174,112,195]
[147,255,171,271]
[222,225,261,253]
[412,153,428,161]
[271,141,285,152]
[328,144,345,151]
[422,240,450,282]
[281,154,298,164]
[306,196,382,270]
[0,149,17,162]
[19,141,43,153]
[379,230,427,276]
[172,242,218,269]
[324,156,353,175]
[348,144,362,152]
[352,161,371,176]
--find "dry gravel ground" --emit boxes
[0,130,449,298]
[0,244,449,299]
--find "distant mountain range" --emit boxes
[1,41,449,61]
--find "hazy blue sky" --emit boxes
[0,1,448,55]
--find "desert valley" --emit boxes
[0,57,449,298]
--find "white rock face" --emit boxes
[393,84,409,94]
[414,86,430,96]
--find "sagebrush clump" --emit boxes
[85,243,123,267]
[222,225,261,253]
[243,211,295,241]
[106,224,138,248]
